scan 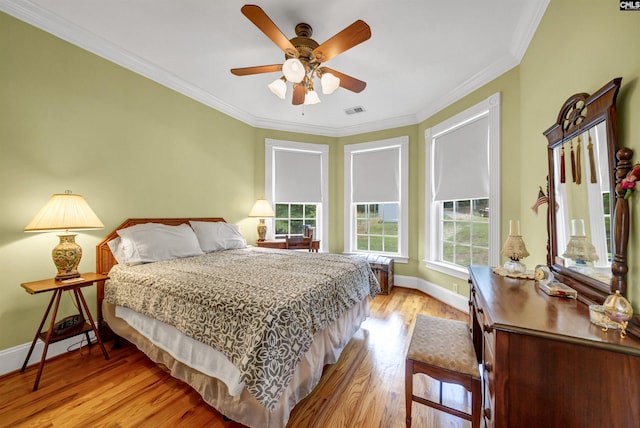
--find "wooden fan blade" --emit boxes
[231,64,283,76]
[292,84,305,105]
[312,20,371,63]
[241,5,297,56]
[320,67,367,93]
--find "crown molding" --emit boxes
[0,0,256,126]
[1,0,544,138]
[510,0,550,62]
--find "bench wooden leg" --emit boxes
[405,358,413,428]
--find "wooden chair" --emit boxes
[405,314,481,428]
[285,236,313,251]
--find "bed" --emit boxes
[95,217,380,428]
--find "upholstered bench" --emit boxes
[361,254,394,294]
[405,314,481,427]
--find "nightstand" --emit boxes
[20,273,110,391]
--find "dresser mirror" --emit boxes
[543,77,632,307]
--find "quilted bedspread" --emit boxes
[105,247,380,409]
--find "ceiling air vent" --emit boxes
[345,106,366,115]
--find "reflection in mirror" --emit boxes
[553,121,612,283]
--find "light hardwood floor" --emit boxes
[0,287,471,428]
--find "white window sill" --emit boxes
[344,252,408,264]
[424,260,469,279]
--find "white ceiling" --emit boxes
[2,0,549,137]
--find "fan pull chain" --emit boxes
[560,145,566,183]
[576,134,582,185]
[588,129,597,183]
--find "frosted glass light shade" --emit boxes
[304,90,321,105]
[321,72,340,94]
[282,58,305,83]
[268,78,287,99]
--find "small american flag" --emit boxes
[531,186,548,215]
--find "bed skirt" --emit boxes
[103,298,370,428]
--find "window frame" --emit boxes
[265,139,329,251]
[344,136,409,262]
[425,93,501,278]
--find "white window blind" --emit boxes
[432,115,489,202]
[352,147,400,203]
[274,149,322,203]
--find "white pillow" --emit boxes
[116,222,160,264]
[107,237,127,265]
[189,221,247,252]
[117,223,204,264]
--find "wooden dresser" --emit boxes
[468,266,640,428]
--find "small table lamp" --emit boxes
[563,218,598,272]
[25,191,104,280]
[501,220,529,274]
[249,199,275,242]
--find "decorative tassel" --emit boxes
[570,140,577,183]
[588,129,597,183]
[576,134,582,185]
[560,145,566,183]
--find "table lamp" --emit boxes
[249,199,275,242]
[563,218,598,272]
[25,191,104,280]
[500,220,529,274]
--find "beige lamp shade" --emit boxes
[25,192,104,280]
[249,199,274,242]
[248,199,275,218]
[25,192,104,231]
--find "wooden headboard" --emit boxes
[95,217,226,275]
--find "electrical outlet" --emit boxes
[453,283,459,293]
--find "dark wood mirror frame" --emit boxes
[543,78,638,336]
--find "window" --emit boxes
[266,139,328,250]
[274,203,316,237]
[344,136,408,262]
[356,203,399,252]
[440,199,490,266]
[425,94,500,278]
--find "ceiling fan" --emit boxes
[230,5,371,105]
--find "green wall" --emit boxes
[2,0,640,351]
[519,0,640,309]
[0,13,257,349]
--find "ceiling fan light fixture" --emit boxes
[282,58,305,83]
[268,77,287,99]
[304,89,321,105]
[321,72,340,95]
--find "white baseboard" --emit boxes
[394,274,469,313]
[1,275,468,375]
[0,331,96,376]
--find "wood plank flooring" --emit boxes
[0,287,470,428]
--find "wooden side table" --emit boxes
[256,239,320,252]
[20,272,110,391]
